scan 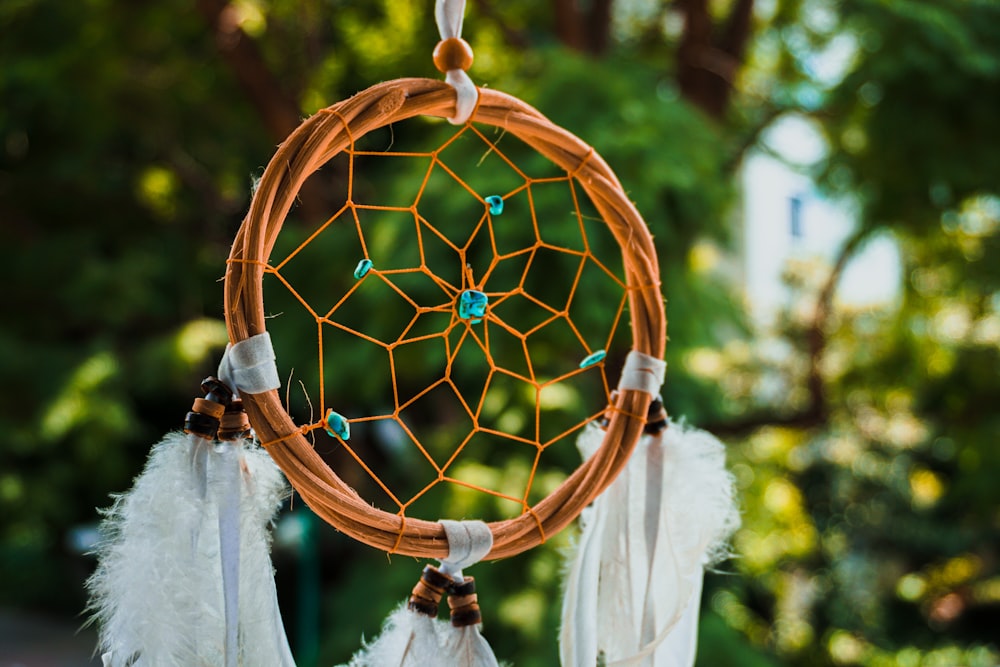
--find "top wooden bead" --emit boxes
[433,37,474,73]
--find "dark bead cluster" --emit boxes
[601,392,668,435]
[184,376,250,441]
[408,565,484,627]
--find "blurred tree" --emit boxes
[0,1,997,666]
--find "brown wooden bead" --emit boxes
[218,410,250,441]
[200,376,234,406]
[644,398,667,435]
[448,592,478,610]
[420,565,453,594]
[450,604,482,627]
[449,577,476,597]
[433,37,473,73]
[184,411,219,440]
[407,596,439,617]
[191,397,226,420]
[407,565,450,617]
[447,577,482,627]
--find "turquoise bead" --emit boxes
[485,195,504,215]
[325,411,351,441]
[579,350,607,369]
[458,290,488,322]
[354,258,373,280]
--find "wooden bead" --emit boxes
[407,597,439,617]
[420,565,453,594]
[433,37,473,73]
[644,398,667,435]
[184,411,219,440]
[447,577,482,627]
[192,397,226,420]
[200,376,233,407]
[218,410,250,441]
[407,565,450,617]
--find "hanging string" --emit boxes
[434,0,478,124]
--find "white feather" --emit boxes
[340,604,451,667]
[87,432,294,667]
[560,419,740,667]
[342,601,503,667]
[440,624,501,666]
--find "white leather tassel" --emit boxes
[87,432,295,667]
[560,419,740,667]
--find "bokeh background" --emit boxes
[2,1,998,665]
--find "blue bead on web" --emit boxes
[458,289,488,324]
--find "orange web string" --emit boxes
[262,120,633,527]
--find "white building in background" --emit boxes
[739,115,901,325]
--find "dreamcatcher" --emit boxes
[87,2,738,666]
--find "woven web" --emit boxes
[260,119,631,522]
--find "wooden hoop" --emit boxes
[224,78,665,560]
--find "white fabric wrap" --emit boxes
[438,519,493,582]
[435,0,478,125]
[617,350,667,396]
[218,332,281,397]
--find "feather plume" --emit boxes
[340,604,451,667]
[87,432,294,666]
[440,625,501,667]
[560,420,739,667]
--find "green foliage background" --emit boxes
[1,0,998,665]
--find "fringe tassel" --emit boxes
[87,402,294,665]
[560,418,740,667]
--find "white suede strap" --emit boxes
[438,519,493,582]
[217,333,281,397]
[617,350,667,396]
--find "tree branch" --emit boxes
[553,0,585,50]
[676,0,723,117]
[196,0,335,223]
[808,223,873,387]
[723,105,787,172]
[551,0,613,55]
[586,0,614,55]
[195,0,301,143]
[708,225,874,438]
[472,0,531,50]
[719,0,755,60]
[675,0,756,119]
